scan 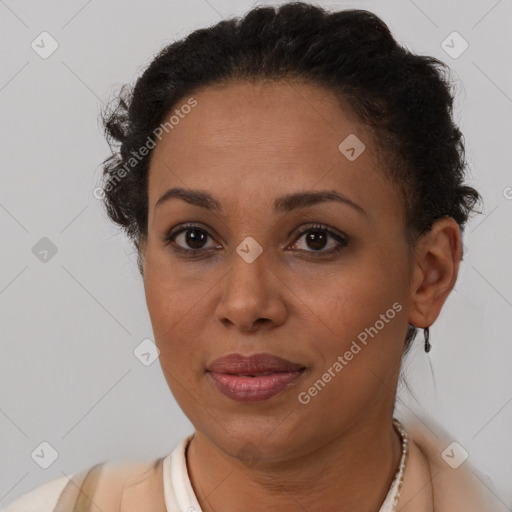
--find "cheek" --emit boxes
[298,283,405,422]
[143,246,195,328]
[144,273,203,404]
[143,254,213,370]
[309,263,406,369]
[143,272,189,369]
[309,260,398,323]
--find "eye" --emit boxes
[162,223,220,256]
[162,222,348,258]
[289,223,348,256]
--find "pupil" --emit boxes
[186,229,206,249]
[307,230,327,250]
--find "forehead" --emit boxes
[147,80,403,228]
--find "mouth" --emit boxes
[206,353,307,403]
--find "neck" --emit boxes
[186,415,403,512]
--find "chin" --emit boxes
[201,414,317,463]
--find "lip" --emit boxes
[207,353,306,403]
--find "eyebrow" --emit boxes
[154,187,366,216]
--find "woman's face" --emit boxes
[142,79,415,461]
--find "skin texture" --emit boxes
[140,79,462,512]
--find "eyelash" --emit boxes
[162,222,348,258]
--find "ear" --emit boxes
[408,216,462,329]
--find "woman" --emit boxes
[3,2,507,511]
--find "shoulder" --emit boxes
[2,474,72,512]
[1,458,164,512]
[400,415,509,511]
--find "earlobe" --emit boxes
[408,217,462,329]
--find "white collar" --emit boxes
[163,434,202,512]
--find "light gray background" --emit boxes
[1,0,511,507]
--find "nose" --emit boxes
[215,245,287,333]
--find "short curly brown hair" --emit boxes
[99,2,482,355]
